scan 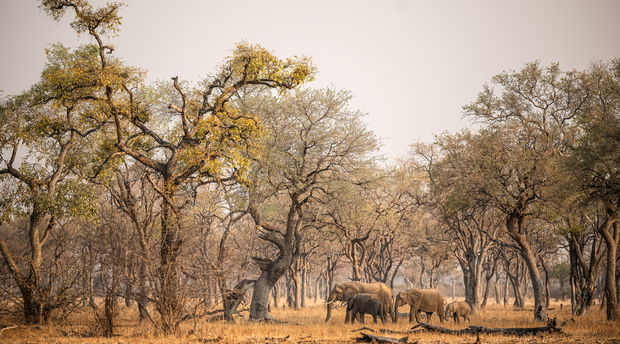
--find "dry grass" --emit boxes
[1,300,619,343]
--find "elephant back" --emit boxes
[404,288,444,311]
[345,282,393,305]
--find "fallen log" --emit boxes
[411,318,570,336]
[355,332,408,343]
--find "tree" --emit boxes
[413,140,500,313]
[39,0,314,332]
[106,164,159,322]
[567,60,620,320]
[0,43,104,324]
[245,88,378,320]
[463,62,590,321]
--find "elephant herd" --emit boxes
[324,281,471,325]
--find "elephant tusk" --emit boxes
[324,300,335,305]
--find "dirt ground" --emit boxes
[1,300,619,343]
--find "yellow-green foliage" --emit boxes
[228,42,315,90]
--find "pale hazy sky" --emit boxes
[2,0,619,159]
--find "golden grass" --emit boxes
[1,299,619,343]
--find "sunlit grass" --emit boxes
[1,299,618,343]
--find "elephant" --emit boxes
[394,288,446,323]
[445,301,471,324]
[347,293,385,324]
[325,282,395,322]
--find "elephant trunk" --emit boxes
[393,295,401,323]
[444,304,452,320]
[325,286,340,322]
[325,302,334,322]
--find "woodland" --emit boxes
[0,1,619,343]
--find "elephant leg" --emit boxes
[345,308,351,323]
[408,307,415,323]
[452,313,457,323]
[427,312,432,323]
[414,311,422,323]
[372,314,377,324]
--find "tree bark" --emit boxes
[249,199,302,320]
[494,273,502,305]
[157,185,181,333]
[460,251,483,314]
[507,214,547,321]
[600,219,620,320]
[0,210,50,324]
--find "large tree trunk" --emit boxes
[0,210,49,324]
[250,255,293,320]
[157,189,181,334]
[507,214,547,321]
[460,252,483,314]
[249,191,305,320]
[22,289,43,324]
[600,220,620,320]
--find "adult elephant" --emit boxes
[325,282,394,322]
[394,288,446,323]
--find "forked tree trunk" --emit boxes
[250,254,294,320]
[248,193,304,320]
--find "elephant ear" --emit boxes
[405,290,421,304]
[396,292,405,306]
[342,285,360,301]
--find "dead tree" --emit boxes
[411,317,571,336]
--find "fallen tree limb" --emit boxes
[411,318,571,336]
[352,327,416,335]
[355,332,408,343]
[352,327,375,333]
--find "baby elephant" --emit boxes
[347,293,385,324]
[445,301,471,324]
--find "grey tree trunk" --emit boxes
[507,214,547,321]
[601,220,620,320]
